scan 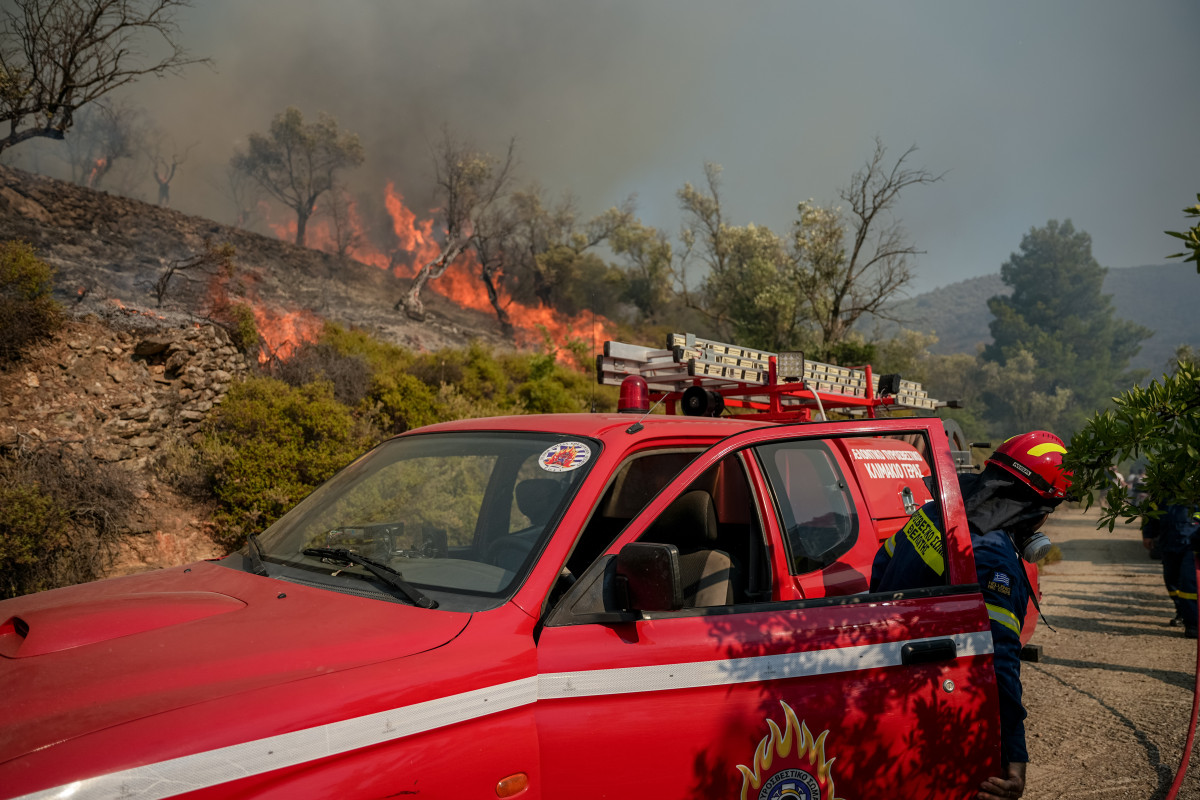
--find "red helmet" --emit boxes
[986,431,1072,500]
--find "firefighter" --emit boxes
[870,431,1071,800]
[1142,503,1200,637]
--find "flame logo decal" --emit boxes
[736,701,844,800]
[538,441,591,472]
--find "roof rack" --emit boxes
[597,332,942,421]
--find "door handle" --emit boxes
[901,638,957,666]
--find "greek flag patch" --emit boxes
[987,570,1013,597]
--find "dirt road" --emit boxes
[1025,505,1200,799]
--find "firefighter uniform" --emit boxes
[1144,504,1200,635]
[871,504,1031,764]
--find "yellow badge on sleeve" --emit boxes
[903,508,945,576]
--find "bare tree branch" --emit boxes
[149,130,194,206]
[0,0,208,152]
[795,137,944,353]
[142,238,234,307]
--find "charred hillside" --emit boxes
[0,164,509,354]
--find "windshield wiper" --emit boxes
[302,547,438,609]
[247,532,269,577]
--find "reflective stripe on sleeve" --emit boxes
[986,602,1021,635]
[1169,589,1199,601]
[884,533,897,557]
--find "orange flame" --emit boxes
[736,701,844,800]
[384,182,439,273]
[105,298,166,320]
[380,185,620,365]
[199,245,323,364]
[251,304,323,363]
[261,182,623,368]
[86,157,107,187]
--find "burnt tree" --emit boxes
[231,107,364,247]
[396,128,514,322]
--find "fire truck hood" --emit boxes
[0,561,470,766]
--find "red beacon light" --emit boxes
[618,375,650,414]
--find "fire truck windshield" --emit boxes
[245,431,597,611]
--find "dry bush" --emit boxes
[153,433,211,497]
[274,341,371,406]
[0,446,138,598]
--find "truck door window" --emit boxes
[565,450,700,578]
[754,440,858,575]
[635,454,770,606]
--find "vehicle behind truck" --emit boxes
[0,334,1020,800]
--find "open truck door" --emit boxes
[535,417,1004,799]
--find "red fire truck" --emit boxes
[0,334,1032,799]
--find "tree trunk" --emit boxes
[295,208,309,247]
[396,240,467,321]
[480,265,514,338]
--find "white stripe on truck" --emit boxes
[14,632,992,800]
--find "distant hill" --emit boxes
[863,265,1199,373]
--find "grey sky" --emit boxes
[57,1,1200,294]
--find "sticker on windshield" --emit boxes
[539,441,591,473]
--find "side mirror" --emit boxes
[615,542,683,612]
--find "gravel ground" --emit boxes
[1025,505,1200,799]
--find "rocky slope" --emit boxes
[0,317,242,574]
[0,164,515,581]
[0,164,510,354]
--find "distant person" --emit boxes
[871,431,1072,800]
[1142,504,1200,637]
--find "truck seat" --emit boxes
[645,490,735,607]
[486,479,562,571]
[515,478,560,526]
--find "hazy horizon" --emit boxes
[5,1,1197,296]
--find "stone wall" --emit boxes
[0,315,252,574]
[2,319,249,465]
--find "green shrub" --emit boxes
[369,370,441,433]
[0,484,68,568]
[0,240,62,364]
[410,340,511,404]
[194,330,618,555]
[312,323,441,432]
[198,377,373,551]
[225,302,260,355]
[153,433,212,497]
[505,350,616,414]
[0,447,136,598]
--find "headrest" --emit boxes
[645,490,719,547]
[516,479,561,526]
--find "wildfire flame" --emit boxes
[736,701,844,800]
[86,157,108,188]
[105,298,165,320]
[251,304,323,363]
[197,252,320,365]
[259,182,620,367]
